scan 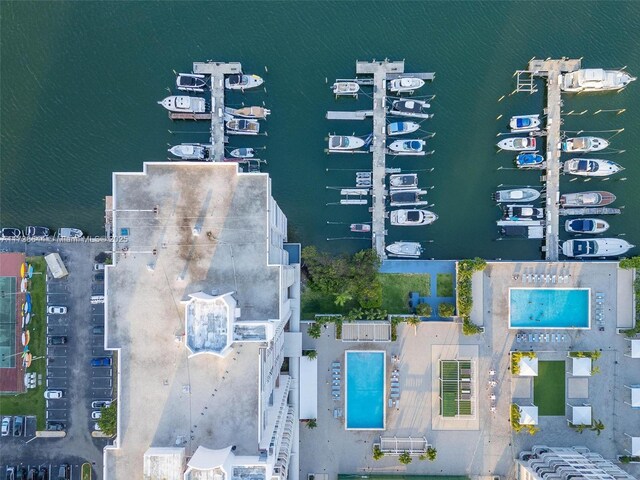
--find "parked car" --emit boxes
[46,422,65,431]
[16,468,27,480]
[91,357,112,367]
[5,466,15,480]
[47,336,68,345]
[1,416,10,436]
[91,410,102,420]
[94,272,104,282]
[37,468,47,480]
[93,422,102,431]
[57,464,70,480]
[13,416,23,436]
[27,468,36,480]
[47,306,67,315]
[91,400,111,409]
[92,326,104,335]
[44,389,63,399]
[93,263,105,271]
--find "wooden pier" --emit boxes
[192,61,243,162]
[326,110,373,120]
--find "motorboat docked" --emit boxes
[224,106,271,119]
[560,191,616,207]
[230,148,255,158]
[158,95,207,113]
[176,73,207,92]
[225,74,264,90]
[562,238,634,258]
[565,218,610,234]
[26,226,50,238]
[390,189,429,207]
[502,205,544,220]
[386,241,423,258]
[168,143,211,160]
[496,137,536,151]
[389,173,418,189]
[332,81,360,95]
[509,114,541,132]
[350,223,371,233]
[492,188,540,203]
[562,136,609,153]
[387,121,420,136]
[515,153,545,169]
[226,119,260,135]
[560,68,636,93]
[58,228,83,239]
[390,209,438,226]
[390,100,432,119]
[388,139,425,155]
[0,228,22,238]
[388,77,425,93]
[328,135,365,151]
[563,159,623,177]
[498,222,544,239]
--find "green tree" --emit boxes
[334,292,353,307]
[398,452,412,465]
[438,303,455,317]
[406,316,421,336]
[305,350,317,360]
[591,419,605,436]
[372,445,384,460]
[527,425,540,436]
[97,401,117,437]
[571,423,587,434]
[619,256,640,269]
[307,323,321,339]
[415,303,432,317]
[306,418,317,429]
[426,446,437,461]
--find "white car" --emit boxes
[91,411,102,420]
[94,422,102,431]
[93,263,105,271]
[1,416,10,436]
[47,306,67,315]
[44,389,63,399]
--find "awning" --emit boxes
[571,357,592,377]
[518,405,539,425]
[570,405,592,425]
[518,356,539,376]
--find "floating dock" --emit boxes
[326,110,373,120]
[559,207,621,216]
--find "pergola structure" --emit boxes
[624,434,640,456]
[625,339,640,358]
[378,436,429,454]
[568,404,592,426]
[518,405,539,425]
[517,356,539,377]
[569,357,592,377]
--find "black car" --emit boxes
[94,272,104,282]
[36,468,47,480]
[47,336,68,345]
[0,228,22,239]
[46,422,65,431]
[25,226,50,238]
[92,326,104,335]
[13,416,23,436]
[16,468,26,480]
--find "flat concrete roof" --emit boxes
[105,163,282,479]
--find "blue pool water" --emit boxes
[509,288,590,329]
[345,351,385,429]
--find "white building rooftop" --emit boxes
[570,356,592,377]
[518,355,539,376]
[518,405,539,425]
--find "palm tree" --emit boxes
[591,419,605,436]
[334,292,353,307]
[426,446,437,461]
[306,418,317,429]
[406,316,421,336]
[306,350,317,360]
[398,451,412,465]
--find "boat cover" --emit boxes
[179,76,200,87]
[572,240,596,255]
[516,118,531,128]
[569,219,594,232]
[228,75,243,85]
[407,141,422,150]
[391,192,418,202]
[500,226,528,237]
[517,154,543,165]
[407,211,422,222]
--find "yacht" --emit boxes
[332,81,360,96]
[492,188,540,203]
[168,143,210,160]
[565,218,610,234]
[562,137,609,153]
[509,114,541,132]
[515,153,545,169]
[350,223,371,233]
[388,77,425,93]
[388,139,425,155]
[0,228,22,238]
[226,119,260,135]
[387,121,420,136]
[224,106,271,119]
[58,228,83,239]
[224,74,264,90]
[563,159,623,177]
[496,137,536,151]
[390,209,438,226]
[158,95,207,113]
[560,191,616,207]
[328,135,365,151]
[229,148,255,158]
[502,205,544,220]
[562,238,634,258]
[390,100,432,119]
[560,68,636,93]
[390,189,429,207]
[25,226,50,238]
[176,73,207,92]
[389,173,418,189]
[386,241,423,258]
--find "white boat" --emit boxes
[389,173,418,189]
[388,139,425,155]
[386,241,423,258]
[515,153,545,169]
[226,119,260,135]
[168,143,210,160]
[390,189,429,207]
[509,114,541,132]
[390,100,432,119]
[58,228,83,238]
[562,238,634,258]
[563,159,623,177]
[562,137,609,153]
[560,191,616,207]
[496,137,536,151]
[492,188,540,203]
[176,73,207,92]
[388,77,425,93]
[225,106,271,119]
[390,209,438,226]
[229,148,255,158]
[328,135,365,151]
[0,228,22,238]
[560,68,636,93]
[225,74,264,90]
[565,218,610,234]
[332,82,360,95]
[502,205,543,220]
[158,96,207,113]
[387,121,420,136]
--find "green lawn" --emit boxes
[379,273,430,314]
[533,361,566,416]
[301,288,351,319]
[436,273,454,297]
[0,257,47,430]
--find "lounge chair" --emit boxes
[528,333,533,342]
[388,398,393,408]
[332,362,341,368]
[394,399,400,408]
[390,393,400,399]
[552,275,557,284]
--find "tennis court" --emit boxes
[0,276,17,368]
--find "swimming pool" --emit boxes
[509,288,590,329]
[345,350,385,430]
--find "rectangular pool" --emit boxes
[345,350,385,430]
[509,288,590,329]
